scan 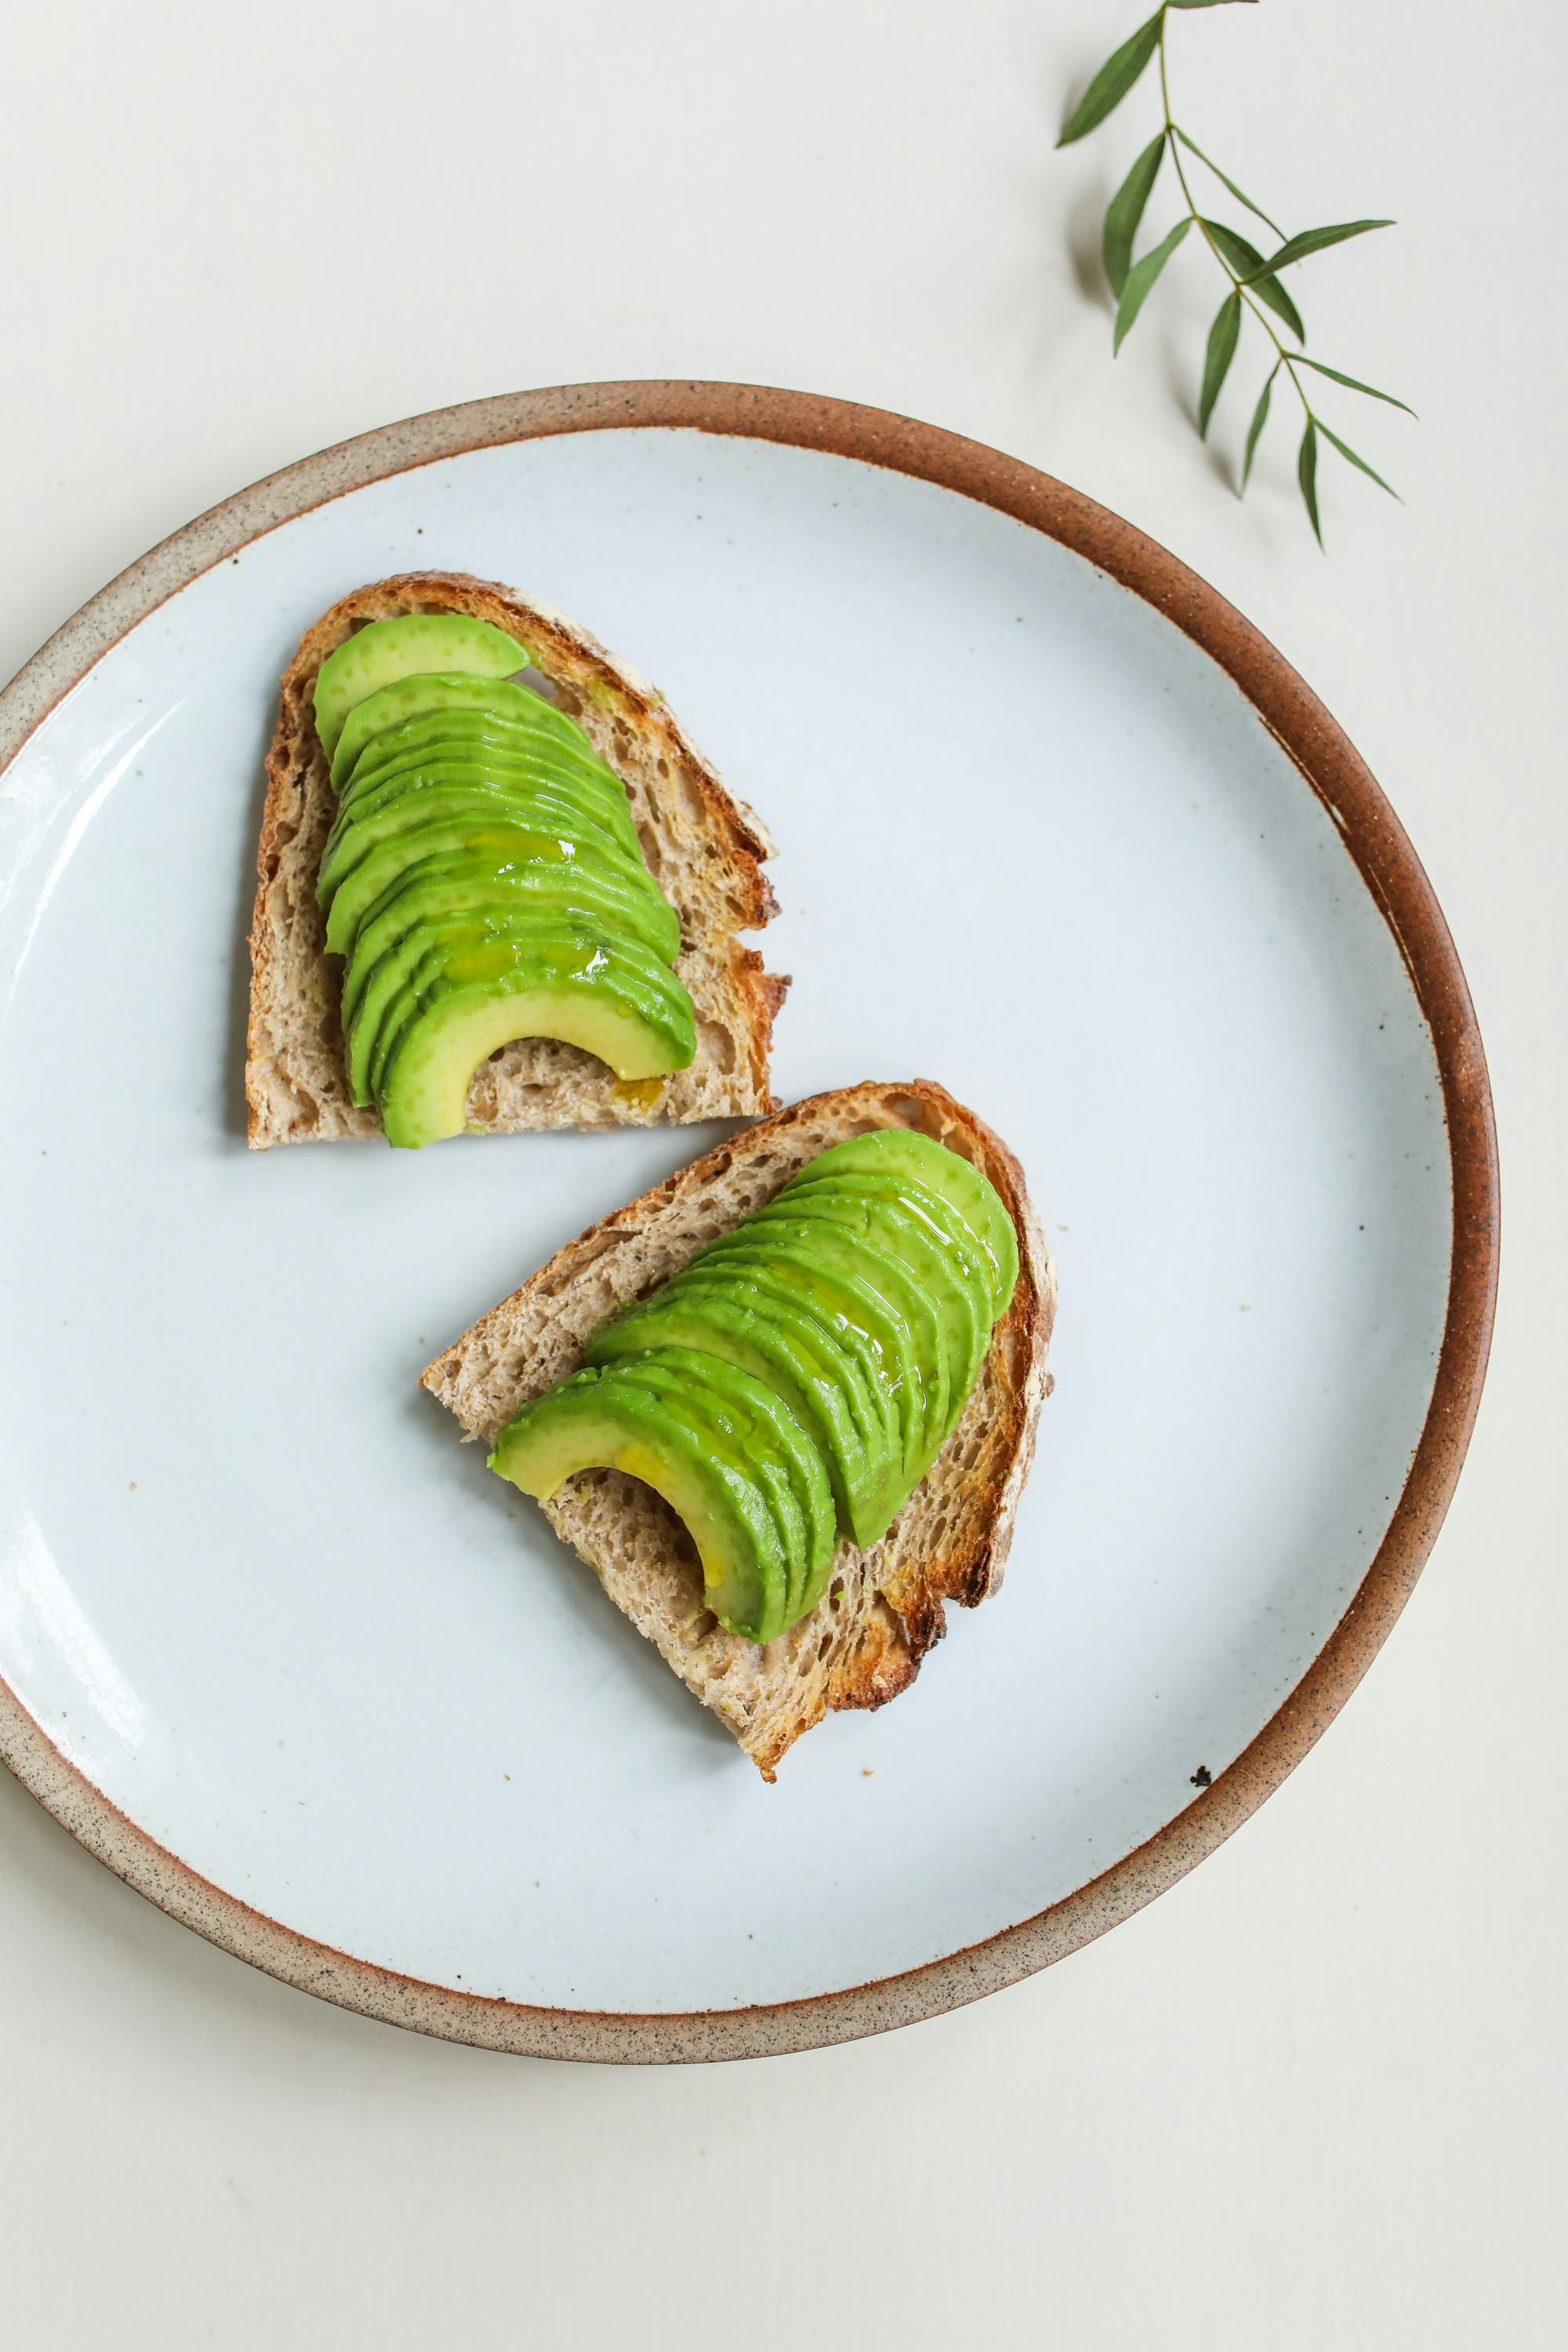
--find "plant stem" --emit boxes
[1156,10,1316,433]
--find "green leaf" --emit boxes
[1199,292,1242,436]
[1102,136,1166,297]
[1167,2,1259,9]
[1241,361,1279,492]
[1250,220,1394,275]
[1113,216,1193,352]
[1173,128,1284,238]
[1298,419,1323,546]
[1058,12,1163,146]
[1202,220,1305,340]
[1248,272,1306,343]
[1317,420,1400,499]
[1294,357,1416,416]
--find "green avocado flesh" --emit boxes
[489,1362,792,1643]
[321,822,654,957]
[339,723,636,825]
[329,758,641,859]
[799,1129,1019,1317]
[331,671,583,788]
[340,706,625,805]
[309,612,691,1148]
[319,783,642,901]
[364,927,695,1141]
[768,1177,990,1441]
[314,616,532,759]
[341,858,680,1015]
[489,1128,1020,1645]
[587,1273,890,1549]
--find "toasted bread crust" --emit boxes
[422,1080,1056,1776]
[245,571,785,1147]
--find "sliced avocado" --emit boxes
[318,784,639,902]
[608,1349,833,1630]
[331,671,586,789]
[313,615,531,759]
[733,1207,953,1483]
[339,855,679,1007]
[681,1235,916,1499]
[321,818,656,953]
[587,1275,884,1550]
[322,819,633,954]
[489,1362,788,1642]
[358,913,689,1105]
[796,1131,1018,1319]
[332,754,641,857]
[330,764,640,868]
[688,1222,935,1495]
[370,930,695,1148]
[612,1355,810,1623]
[339,706,626,811]
[777,1174,990,1439]
[656,1259,903,1517]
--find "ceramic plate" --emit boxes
[0,385,1496,2061]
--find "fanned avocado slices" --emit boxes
[491,1127,1021,1646]
[361,920,695,1142]
[330,669,596,789]
[793,1129,1019,1317]
[490,1350,829,1643]
[587,1269,891,1549]
[310,613,691,1148]
[492,1363,789,1642]
[314,615,532,759]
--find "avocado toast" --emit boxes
[422,1080,1055,1777]
[245,572,786,1147]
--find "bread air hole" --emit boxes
[698,1021,736,1073]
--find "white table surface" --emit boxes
[1,2,1561,2343]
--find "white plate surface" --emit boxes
[0,422,1454,2018]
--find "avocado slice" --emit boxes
[358,913,691,1103]
[330,765,640,870]
[489,1362,789,1642]
[339,855,680,1011]
[318,784,639,902]
[340,717,633,828]
[615,1355,811,1624]
[683,1232,921,1497]
[339,707,626,811]
[368,927,695,1148]
[608,1348,834,1629]
[732,1207,953,1483]
[321,818,652,956]
[587,1274,886,1550]
[655,1258,903,1519]
[776,1174,991,1440]
[313,615,531,760]
[796,1131,1018,1319]
[331,671,586,790]
[688,1222,936,1494]
[331,754,641,858]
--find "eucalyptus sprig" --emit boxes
[1058,1,1414,543]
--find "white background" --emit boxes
[0,1,1561,2345]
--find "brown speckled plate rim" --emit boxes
[0,381,1498,2064]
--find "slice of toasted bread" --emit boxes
[245,571,786,1148]
[421,1080,1056,1777]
